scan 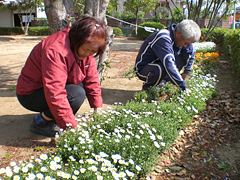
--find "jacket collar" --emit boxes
[167,24,182,52]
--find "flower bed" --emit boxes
[0,42,219,180]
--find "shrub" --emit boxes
[0,42,218,180]
[28,27,51,35]
[35,18,49,26]
[0,27,24,35]
[0,26,51,35]
[111,27,123,37]
[134,22,166,40]
[224,29,240,74]
[201,28,230,47]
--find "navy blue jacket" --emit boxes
[135,24,195,90]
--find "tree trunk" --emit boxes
[17,10,33,35]
[166,0,230,41]
[44,0,74,34]
[84,0,114,82]
[44,0,113,81]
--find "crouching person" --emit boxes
[16,17,107,137]
[134,19,201,92]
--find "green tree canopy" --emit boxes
[165,0,235,40]
[106,0,118,16]
[0,0,43,35]
[124,0,158,35]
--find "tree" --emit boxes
[106,0,118,16]
[124,0,159,35]
[73,0,85,18]
[165,0,233,40]
[0,0,43,35]
[44,0,75,34]
[172,7,183,24]
[84,0,114,81]
[155,6,169,19]
[189,0,233,40]
[44,0,113,81]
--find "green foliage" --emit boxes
[222,30,232,58]
[217,162,229,172]
[34,147,44,151]
[106,0,118,16]
[138,12,145,19]
[111,27,123,37]
[0,27,24,35]
[35,18,49,26]
[10,86,16,90]
[0,27,51,35]
[223,29,240,74]
[200,27,240,76]
[123,68,135,78]
[155,6,169,19]
[191,65,203,76]
[172,7,183,24]
[124,0,158,15]
[73,0,85,17]
[200,8,212,19]
[3,151,12,159]
[201,28,230,46]
[102,59,111,69]
[0,0,43,35]
[0,0,43,11]
[158,82,180,96]
[166,18,173,27]
[0,42,218,180]
[133,90,148,102]
[146,86,161,101]
[121,12,136,20]
[135,22,166,40]
[28,27,51,35]
[113,11,121,18]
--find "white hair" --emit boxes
[175,20,201,41]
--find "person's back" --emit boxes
[135,28,172,72]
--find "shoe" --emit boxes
[30,119,62,137]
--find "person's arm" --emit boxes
[42,51,78,129]
[183,45,195,76]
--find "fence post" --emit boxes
[126,27,128,37]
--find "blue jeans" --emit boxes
[16,84,86,119]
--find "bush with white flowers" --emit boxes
[0,43,218,180]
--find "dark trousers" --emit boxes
[16,84,86,119]
[136,63,167,90]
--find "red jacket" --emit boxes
[16,28,102,129]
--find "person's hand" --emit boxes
[94,108,98,114]
[185,88,191,93]
[181,73,188,81]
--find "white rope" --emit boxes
[105,14,158,32]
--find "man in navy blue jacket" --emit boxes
[134,20,201,91]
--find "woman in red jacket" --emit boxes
[16,17,107,137]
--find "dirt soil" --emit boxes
[0,36,239,179]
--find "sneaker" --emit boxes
[30,119,63,137]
